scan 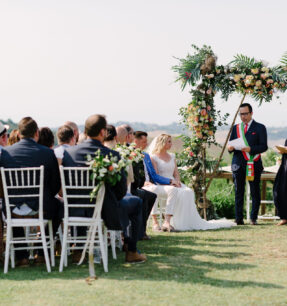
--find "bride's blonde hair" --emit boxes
[152,134,171,154]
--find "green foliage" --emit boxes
[172,44,214,90]
[262,149,280,167]
[280,52,287,66]
[230,54,260,69]
[207,179,235,219]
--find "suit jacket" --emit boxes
[229,120,268,172]
[131,160,145,194]
[62,138,127,230]
[143,152,170,185]
[0,138,61,216]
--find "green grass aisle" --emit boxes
[0,222,286,305]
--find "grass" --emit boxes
[0,221,287,305]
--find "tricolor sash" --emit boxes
[236,123,260,181]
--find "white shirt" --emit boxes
[54,144,70,159]
[143,160,150,182]
[245,119,253,132]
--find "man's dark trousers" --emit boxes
[118,194,143,252]
[233,165,262,222]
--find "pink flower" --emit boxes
[207,105,211,111]
[189,152,194,157]
[200,109,207,116]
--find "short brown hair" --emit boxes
[18,117,38,138]
[85,114,107,137]
[134,131,148,139]
[57,125,74,144]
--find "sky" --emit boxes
[0,0,286,128]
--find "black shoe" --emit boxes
[250,220,257,225]
[235,220,244,225]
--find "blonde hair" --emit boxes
[152,134,171,154]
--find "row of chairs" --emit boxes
[1,166,122,274]
[1,166,166,274]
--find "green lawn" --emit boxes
[0,222,287,305]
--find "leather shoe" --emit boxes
[235,220,244,225]
[250,220,257,225]
[125,250,147,263]
[16,258,29,267]
[72,250,84,263]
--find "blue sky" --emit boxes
[0,0,286,127]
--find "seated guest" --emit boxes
[0,123,8,153]
[54,125,76,165]
[38,127,55,149]
[64,121,79,144]
[274,139,287,225]
[122,124,134,144]
[132,131,157,240]
[104,125,117,149]
[8,129,20,146]
[115,125,129,144]
[0,117,62,266]
[63,114,146,263]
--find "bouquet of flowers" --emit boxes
[114,143,144,166]
[86,149,126,198]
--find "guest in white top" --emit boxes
[54,125,76,165]
[64,121,79,144]
[104,125,117,149]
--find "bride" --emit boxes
[148,134,236,231]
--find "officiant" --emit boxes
[273,140,287,225]
[228,103,268,225]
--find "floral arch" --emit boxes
[173,45,287,219]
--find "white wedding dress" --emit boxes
[152,154,236,231]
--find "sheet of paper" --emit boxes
[275,145,287,154]
[228,137,246,150]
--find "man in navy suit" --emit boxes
[0,117,62,265]
[63,114,146,263]
[228,103,268,225]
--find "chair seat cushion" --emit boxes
[6,219,49,226]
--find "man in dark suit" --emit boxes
[62,114,146,263]
[228,103,268,225]
[0,117,62,265]
[132,131,157,240]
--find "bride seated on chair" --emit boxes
[148,134,236,231]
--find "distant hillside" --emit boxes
[0,119,18,131]
[2,118,287,143]
[78,121,186,135]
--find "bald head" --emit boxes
[116,126,128,144]
[85,114,107,138]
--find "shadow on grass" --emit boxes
[0,233,284,289]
